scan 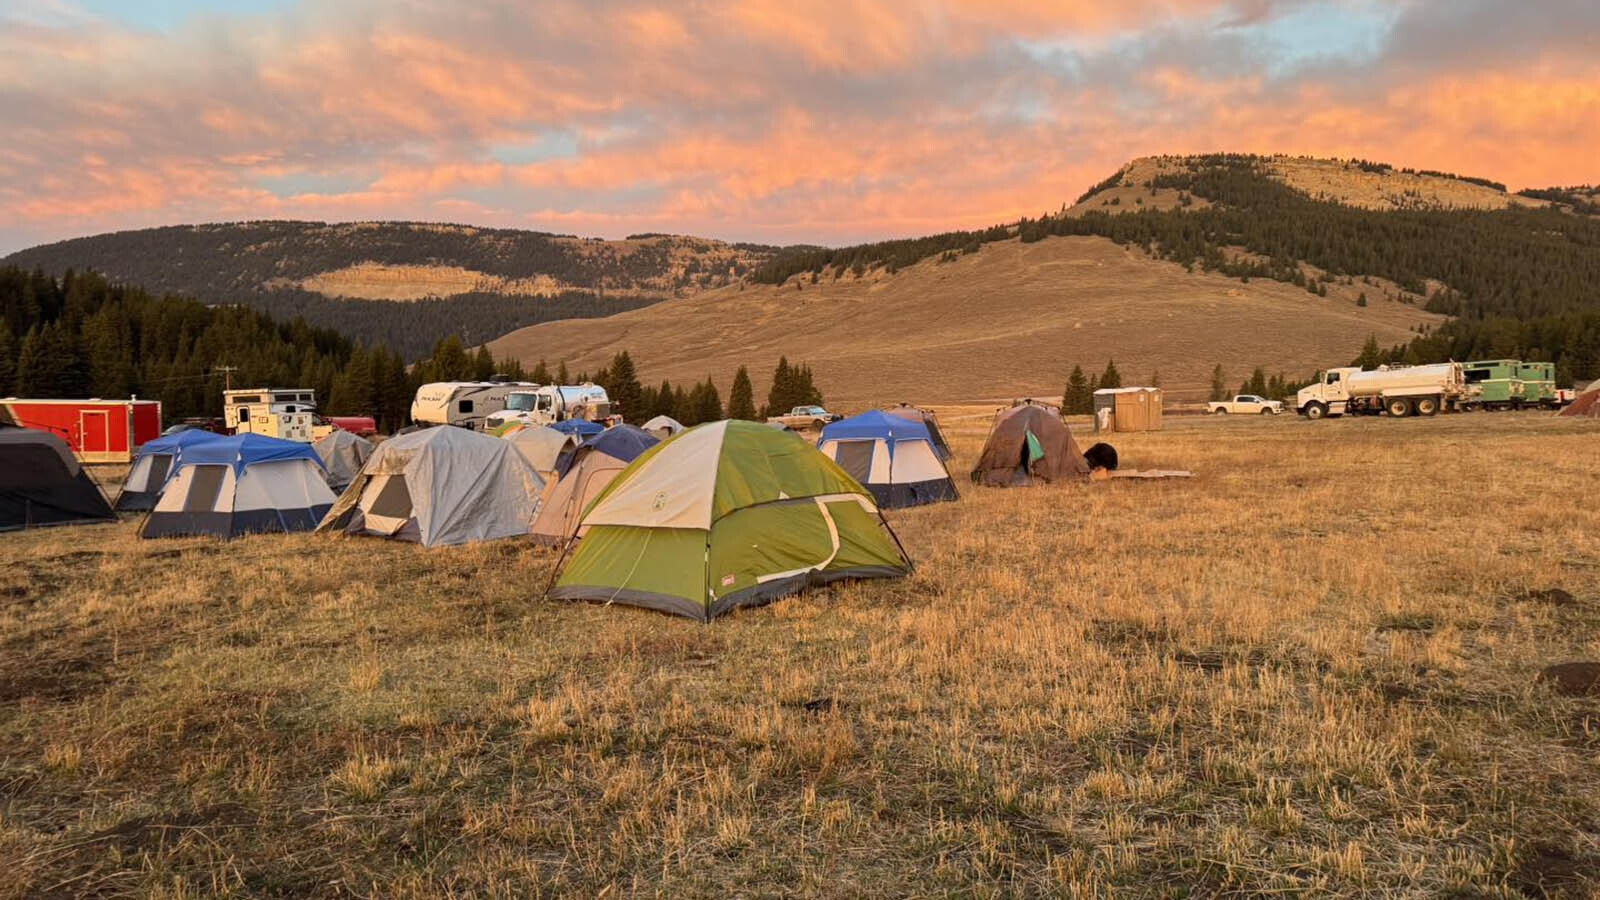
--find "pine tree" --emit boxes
[1355,334,1384,369]
[653,379,675,420]
[607,351,642,419]
[530,359,552,384]
[1148,370,1161,389]
[1245,367,1268,396]
[1063,365,1090,415]
[556,360,570,384]
[764,356,793,417]
[14,326,43,396]
[472,346,495,381]
[0,320,14,395]
[694,378,723,423]
[727,366,757,420]
[1209,364,1227,401]
[1357,292,1368,307]
[1099,359,1122,390]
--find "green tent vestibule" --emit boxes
[548,420,912,622]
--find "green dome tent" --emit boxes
[549,420,911,621]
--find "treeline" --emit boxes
[0,265,377,423]
[750,225,1014,285]
[1517,187,1600,217]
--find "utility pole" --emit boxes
[214,365,237,392]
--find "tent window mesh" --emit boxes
[146,455,172,490]
[834,441,874,483]
[368,475,413,519]
[184,465,227,512]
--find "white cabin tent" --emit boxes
[317,426,545,547]
[641,415,685,440]
[116,429,223,511]
[313,429,374,491]
[816,411,958,509]
[140,434,336,539]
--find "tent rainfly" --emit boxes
[115,429,224,511]
[641,415,685,440]
[318,426,544,547]
[818,410,957,508]
[882,404,952,460]
[313,429,374,491]
[140,433,335,539]
[0,426,117,532]
[971,402,1089,487]
[549,420,911,621]
[504,425,578,480]
[531,425,660,546]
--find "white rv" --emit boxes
[223,388,318,442]
[410,381,540,430]
[483,384,614,431]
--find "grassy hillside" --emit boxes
[4,413,1599,896]
[490,234,1437,404]
[2,222,780,359]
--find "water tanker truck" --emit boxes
[1296,363,1476,420]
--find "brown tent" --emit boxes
[1559,382,1600,418]
[970,403,1089,487]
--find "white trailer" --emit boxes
[1296,363,1476,419]
[224,388,318,442]
[483,384,613,431]
[410,381,540,430]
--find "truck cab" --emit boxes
[1296,368,1359,419]
[223,389,318,442]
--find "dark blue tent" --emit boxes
[817,411,957,509]
[551,419,605,437]
[554,424,659,478]
[116,429,225,511]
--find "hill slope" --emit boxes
[489,234,1436,404]
[2,222,781,359]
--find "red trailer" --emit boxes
[0,399,162,463]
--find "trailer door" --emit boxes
[80,410,110,461]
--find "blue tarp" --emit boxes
[818,410,933,448]
[178,433,325,474]
[551,419,605,437]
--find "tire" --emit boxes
[1304,402,1328,420]
[1260,407,1273,415]
[1415,396,1439,416]
[1386,397,1413,417]
[1213,408,1227,415]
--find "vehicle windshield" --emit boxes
[503,393,537,411]
[799,406,823,414]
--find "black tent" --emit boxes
[0,427,117,532]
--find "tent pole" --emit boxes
[879,510,915,573]
[541,537,576,601]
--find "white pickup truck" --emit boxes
[1207,394,1284,415]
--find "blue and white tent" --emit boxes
[817,410,958,509]
[140,434,335,539]
[115,429,224,511]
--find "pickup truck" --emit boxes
[1208,394,1283,415]
[766,405,841,430]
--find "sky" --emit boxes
[1,0,1596,254]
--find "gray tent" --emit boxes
[313,429,374,491]
[641,415,685,440]
[317,426,544,547]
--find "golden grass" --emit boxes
[487,235,1437,406]
[4,412,1600,897]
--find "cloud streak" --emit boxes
[1,0,1596,252]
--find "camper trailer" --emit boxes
[482,384,614,431]
[223,389,319,442]
[410,381,540,430]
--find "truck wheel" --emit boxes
[1386,398,1412,417]
[1259,407,1273,415]
[1213,408,1227,415]
[1415,396,1439,416]
[1304,402,1328,420]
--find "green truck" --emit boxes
[1462,359,1559,409]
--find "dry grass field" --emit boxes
[4,412,1600,898]
[488,235,1436,405]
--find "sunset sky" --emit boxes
[2,0,1596,253]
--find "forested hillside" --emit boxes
[3,222,778,359]
[754,155,1600,382]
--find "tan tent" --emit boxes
[971,402,1088,487]
[641,415,685,440]
[504,425,577,480]
[530,426,658,545]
